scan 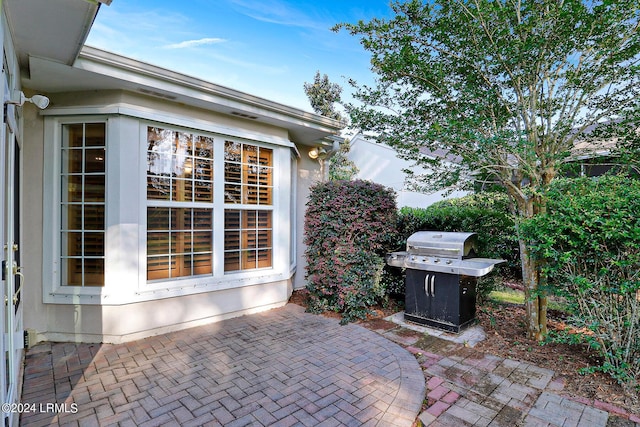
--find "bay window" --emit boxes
[47,115,286,304]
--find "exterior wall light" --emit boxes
[5,91,50,109]
[308,147,327,160]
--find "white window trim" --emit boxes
[139,120,282,294]
[43,113,294,305]
[42,116,111,304]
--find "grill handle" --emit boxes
[409,245,460,254]
[430,275,435,296]
[424,274,436,297]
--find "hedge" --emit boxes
[521,175,640,398]
[304,180,397,323]
[391,192,519,300]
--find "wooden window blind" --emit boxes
[223,210,273,272]
[224,141,272,205]
[146,126,214,281]
[147,207,213,280]
[223,140,273,272]
[147,127,214,202]
[60,123,106,287]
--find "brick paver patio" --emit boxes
[20,303,640,426]
[21,304,424,426]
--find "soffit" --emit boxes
[4,0,103,71]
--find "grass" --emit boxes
[489,288,524,304]
[489,286,570,313]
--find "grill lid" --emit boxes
[388,230,504,277]
[406,231,477,259]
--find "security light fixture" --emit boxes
[308,147,327,160]
[5,91,50,109]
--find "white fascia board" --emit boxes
[76,46,342,136]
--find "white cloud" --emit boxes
[164,38,227,49]
[229,0,329,31]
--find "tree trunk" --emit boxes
[511,189,549,341]
[519,239,547,341]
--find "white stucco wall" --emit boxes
[347,134,468,208]
[291,153,325,290]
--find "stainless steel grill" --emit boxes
[387,231,504,332]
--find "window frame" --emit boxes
[140,121,285,293]
[59,122,107,288]
[145,127,216,282]
[43,116,111,302]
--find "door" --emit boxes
[1,122,24,427]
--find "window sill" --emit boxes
[43,270,293,305]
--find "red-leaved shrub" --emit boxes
[304,180,397,322]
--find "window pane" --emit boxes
[224,252,240,272]
[258,211,272,228]
[84,205,105,230]
[61,175,82,202]
[194,158,213,180]
[148,207,170,230]
[224,231,240,250]
[64,124,84,148]
[257,249,272,268]
[224,210,272,272]
[85,149,105,173]
[84,175,105,202]
[193,232,212,252]
[224,140,241,162]
[225,162,242,183]
[63,259,83,286]
[224,183,241,203]
[195,136,213,159]
[62,149,83,174]
[62,232,82,256]
[146,206,213,281]
[147,256,171,280]
[147,232,170,255]
[85,123,106,146]
[84,233,104,256]
[193,209,212,230]
[147,176,171,200]
[193,253,213,275]
[63,205,82,230]
[60,123,106,287]
[84,259,105,286]
[194,180,213,202]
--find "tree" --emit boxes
[303,71,345,122]
[335,0,640,340]
[328,140,359,181]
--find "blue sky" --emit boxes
[86,0,394,112]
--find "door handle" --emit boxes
[424,274,430,296]
[11,262,24,306]
[430,275,435,297]
[13,272,24,305]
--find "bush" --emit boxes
[521,175,640,400]
[304,180,397,323]
[394,192,519,301]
